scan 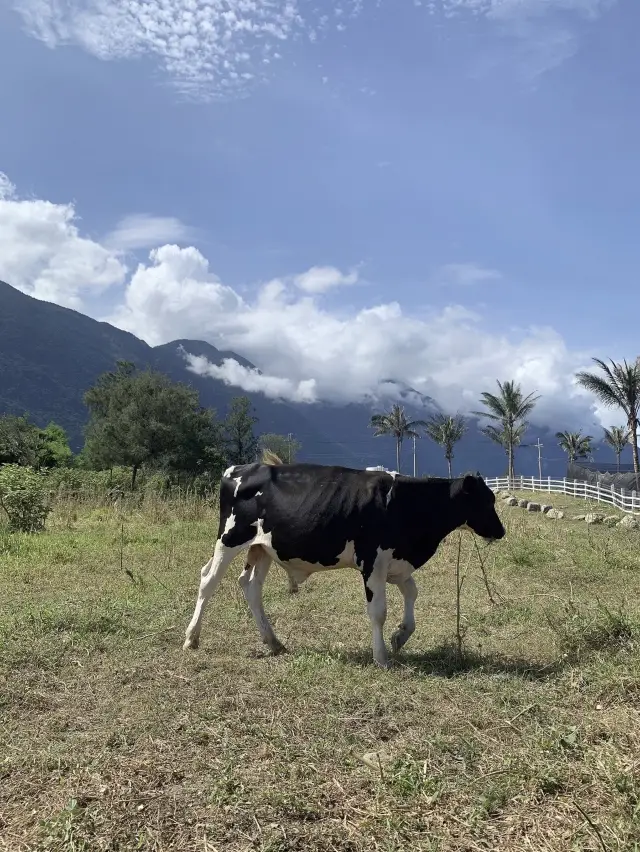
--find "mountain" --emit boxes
[0,280,630,477]
[0,280,359,466]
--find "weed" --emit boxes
[2,489,640,851]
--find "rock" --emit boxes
[572,515,587,521]
[617,515,639,530]
[502,497,518,506]
[360,751,392,769]
[585,513,604,525]
[518,499,529,508]
[603,515,620,527]
[526,502,541,512]
[546,509,565,520]
[541,505,553,514]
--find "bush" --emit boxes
[0,464,53,533]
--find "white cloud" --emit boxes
[435,262,502,287]
[105,214,196,251]
[0,171,624,432]
[13,0,616,99]
[0,173,16,200]
[430,0,616,79]
[105,242,601,428]
[15,0,306,100]
[293,265,359,294]
[109,243,244,341]
[0,172,126,309]
[184,352,318,403]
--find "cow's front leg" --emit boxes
[363,560,389,668]
[390,574,418,653]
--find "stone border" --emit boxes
[490,488,638,530]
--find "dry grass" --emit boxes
[2,491,640,851]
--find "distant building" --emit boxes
[366,465,399,476]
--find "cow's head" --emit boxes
[451,473,505,542]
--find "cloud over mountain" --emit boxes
[0,170,621,432]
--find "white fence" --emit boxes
[484,475,640,516]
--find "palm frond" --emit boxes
[482,424,509,448]
[603,426,630,454]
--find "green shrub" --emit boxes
[0,464,53,533]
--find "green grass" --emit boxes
[2,492,640,851]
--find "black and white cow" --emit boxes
[183,462,505,667]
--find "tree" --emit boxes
[369,404,427,473]
[424,413,467,478]
[83,363,223,488]
[224,396,259,465]
[473,380,539,483]
[259,432,301,464]
[0,414,43,467]
[556,430,593,465]
[0,415,74,469]
[603,425,630,472]
[37,422,74,469]
[576,358,640,481]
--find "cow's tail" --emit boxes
[259,448,298,593]
[261,448,283,465]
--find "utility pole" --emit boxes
[534,438,543,481]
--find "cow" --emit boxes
[183,461,506,668]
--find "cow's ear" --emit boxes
[462,473,477,494]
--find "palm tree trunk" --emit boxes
[616,451,620,473]
[447,457,452,478]
[396,438,401,473]
[630,418,639,489]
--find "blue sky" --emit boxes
[0,0,637,430]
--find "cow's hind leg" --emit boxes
[363,559,390,668]
[183,539,241,650]
[390,574,418,654]
[239,545,287,655]
[286,570,299,594]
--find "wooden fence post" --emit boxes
[633,490,638,514]
[548,476,551,492]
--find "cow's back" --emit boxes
[219,462,393,568]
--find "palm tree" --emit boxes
[556,430,593,466]
[575,358,640,480]
[602,425,630,472]
[424,413,467,478]
[369,404,427,473]
[472,379,539,484]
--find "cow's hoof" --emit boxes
[390,628,408,654]
[266,640,288,656]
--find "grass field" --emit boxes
[2,489,640,851]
